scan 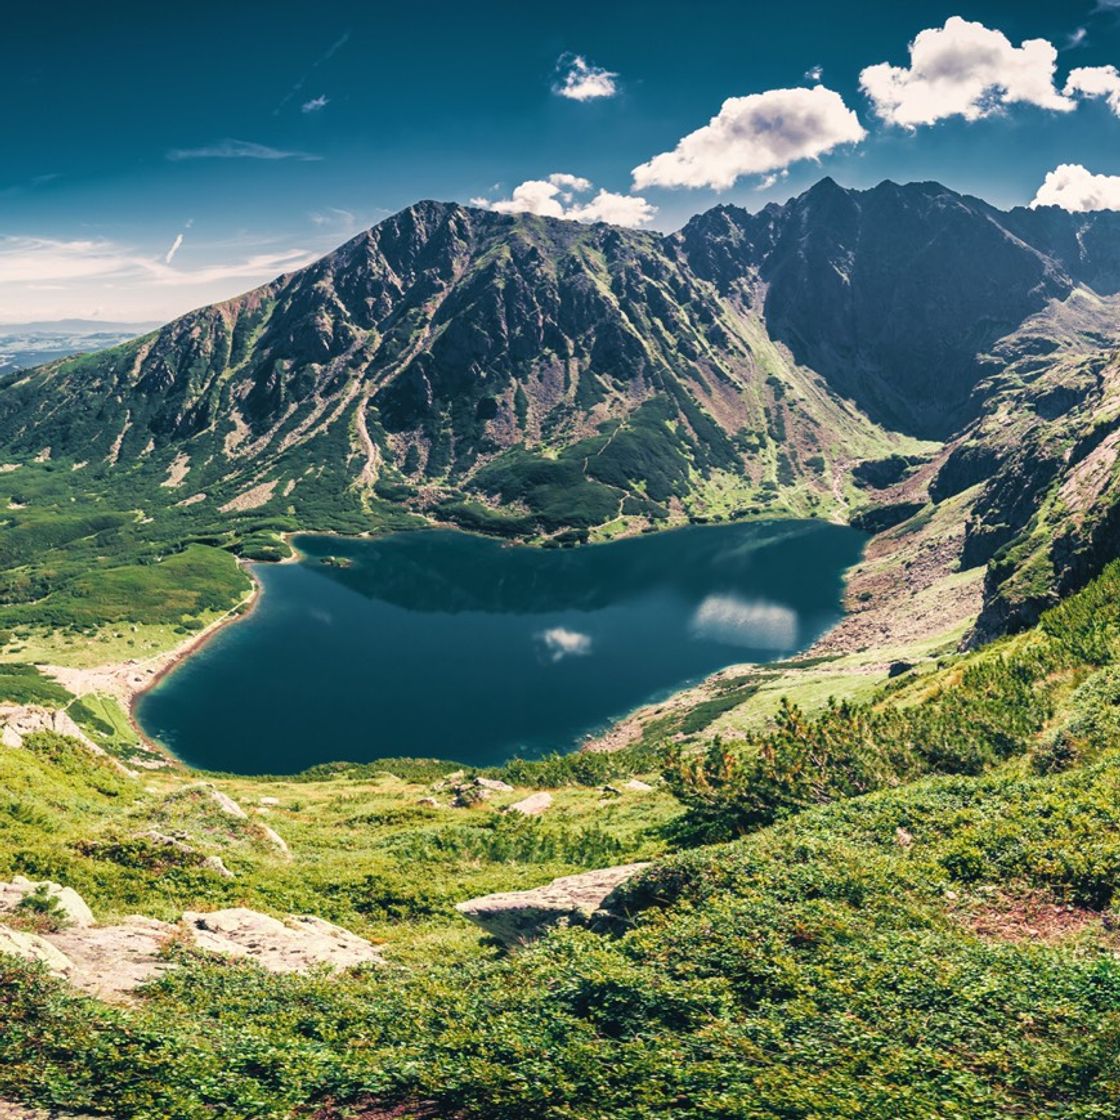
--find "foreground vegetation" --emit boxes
[4,561,1120,1116]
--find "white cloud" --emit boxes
[860,17,1074,127]
[1030,163,1120,211]
[689,595,798,650]
[0,236,318,321]
[167,139,322,161]
[553,54,618,101]
[301,94,329,113]
[805,65,823,82]
[756,169,790,191]
[1066,27,1088,50]
[632,86,865,191]
[1065,64,1120,114]
[537,627,593,662]
[164,233,184,264]
[309,207,356,228]
[473,174,657,227]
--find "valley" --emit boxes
[5,178,1120,1118]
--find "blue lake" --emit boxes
[135,521,864,774]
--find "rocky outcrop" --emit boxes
[0,882,381,1000]
[456,863,650,945]
[0,706,101,754]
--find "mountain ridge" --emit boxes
[4,178,1120,645]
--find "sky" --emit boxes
[4,0,1120,324]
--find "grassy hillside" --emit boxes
[5,563,1120,1116]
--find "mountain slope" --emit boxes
[4,180,1120,644]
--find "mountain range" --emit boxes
[4,177,1120,644]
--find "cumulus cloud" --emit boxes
[689,595,798,650]
[301,94,329,113]
[1065,64,1120,114]
[473,174,656,227]
[164,233,184,264]
[631,85,865,191]
[860,17,1074,127]
[167,139,321,161]
[553,54,618,101]
[537,627,593,662]
[1031,163,1120,211]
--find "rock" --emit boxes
[506,792,553,816]
[203,786,248,819]
[180,908,382,972]
[203,855,235,879]
[895,826,914,849]
[624,779,653,791]
[0,705,102,755]
[452,785,489,808]
[417,796,442,808]
[0,1099,105,1119]
[48,917,177,1000]
[259,796,280,806]
[0,876,94,928]
[456,862,651,945]
[136,829,195,854]
[0,924,74,974]
[888,660,915,678]
[601,784,622,796]
[475,777,514,792]
[258,824,290,856]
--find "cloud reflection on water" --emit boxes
[689,594,798,649]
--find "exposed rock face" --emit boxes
[0,926,74,974]
[456,862,650,945]
[47,917,176,1000]
[0,706,101,754]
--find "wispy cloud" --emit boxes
[275,30,350,114]
[309,207,356,228]
[553,54,618,101]
[0,235,318,320]
[167,138,322,161]
[804,65,823,82]
[302,94,329,113]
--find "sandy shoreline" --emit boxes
[40,562,267,752]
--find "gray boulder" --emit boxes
[456,862,650,945]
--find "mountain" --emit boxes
[0,320,160,374]
[4,179,1120,640]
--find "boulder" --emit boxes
[475,777,514,792]
[0,876,94,928]
[456,862,651,945]
[181,908,382,972]
[203,786,248,819]
[506,792,552,816]
[258,824,290,856]
[0,924,74,974]
[624,779,654,792]
[203,855,235,878]
[259,796,280,806]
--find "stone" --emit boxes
[456,862,651,945]
[258,824,290,856]
[180,908,382,972]
[259,796,280,806]
[895,826,914,849]
[624,779,654,792]
[47,917,177,1000]
[417,796,442,808]
[0,876,94,928]
[506,792,553,816]
[203,855,235,878]
[0,1099,104,1119]
[204,786,248,819]
[0,924,74,975]
[475,777,514,792]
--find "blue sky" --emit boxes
[4,0,1120,322]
